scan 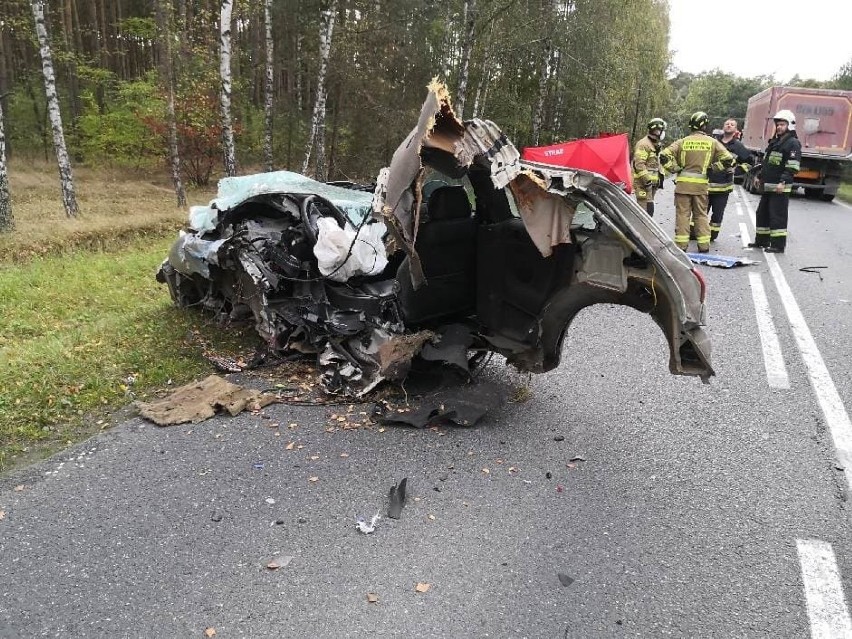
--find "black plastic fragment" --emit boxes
[557,573,575,587]
[388,477,408,519]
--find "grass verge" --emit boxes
[0,164,254,473]
[838,183,852,204]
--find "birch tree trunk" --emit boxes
[155,0,186,207]
[532,39,551,145]
[455,0,477,120]
[32,0,78,217]
[219,0,236,177]
[0,98,12,232]
[301,0,337,180]
[263,0,274,172]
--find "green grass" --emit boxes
[838,183,852,204]
[0,165,255,473]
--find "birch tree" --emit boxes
[263,0,274,172]
[219,0,236,177]
[455,0,477,120]
[32,0,78,217]
[0,97,11,232]
[155,0,186,207]
[301,0,337,181]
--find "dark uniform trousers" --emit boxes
[708,192,730,240]
[754,192,789,250]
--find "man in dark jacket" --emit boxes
[707,118,753,240]
[749,109,801,253]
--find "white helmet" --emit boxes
[773,109,796,131]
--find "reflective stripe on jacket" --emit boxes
[708,136,753,192]
[632,135,662,186]
[660,132,734,196]
[758,131,801,191]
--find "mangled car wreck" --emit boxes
[157,81,714,397]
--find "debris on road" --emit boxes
[210,511,223,522]
[415,582,431,593]
[379,382,504,428]
[204,628,216,638]
[554,435,565,442]
[265,555,294,570]
[135,375,276,425]
[569,456,587,462]
[388,478,408,519]
[686,253,759,268]
[800,266,828,281]
[366,593,379,603]
[356,512,381,534]
[557,573,575,587]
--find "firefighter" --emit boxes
[632,118,666,216]
[749,109,801,253]
[708,118,754,240]
[660,111,735,252]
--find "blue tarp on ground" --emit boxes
[686,253,760,268]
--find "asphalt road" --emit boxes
[2,187,852,638]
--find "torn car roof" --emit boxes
[190,170,375,233]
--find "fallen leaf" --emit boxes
[0,510,5,520]
[415,582,431,593]
[366,593,379,603]
[267,561,281,570]
[286,442,295,450]
[204,628,217,637]
[340,453,350,458]
[427,514,436,520]
[570,456,587,462]
[481,468,490,474]
[13,485,24,492]
[308,476,319,482]
[309,455,320,460]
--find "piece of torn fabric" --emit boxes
[380,382,505,428]
[135,375,277,425]
[508,173,575,257]
[686,253,760,268]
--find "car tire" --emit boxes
[820,193,835,202]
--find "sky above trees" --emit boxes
[668,0,852,81]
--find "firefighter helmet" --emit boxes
[648,117,667,133]
[689,111,709,131]
[773,109,796,131]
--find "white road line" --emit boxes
[740,193,852,488]
[797,539,852,639]
[834,199,852,213]
[735,200,744,217]
[739,222,751,248]
[748,272,790,389]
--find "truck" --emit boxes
[741,86,852,201]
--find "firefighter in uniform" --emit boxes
[707,118,753,240]
[749,109,800,253]
[660,111,735,252]
[632,118,666,216]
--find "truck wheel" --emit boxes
[820,193,835,202]
[804,188,820,199]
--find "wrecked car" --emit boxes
[157,81,714,396]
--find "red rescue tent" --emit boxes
[521,133,634,194]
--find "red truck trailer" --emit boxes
[741,86,852,201]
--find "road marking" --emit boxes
[834,199,852,213]
[735,200,744,217]
[740,193,852,488]
[747,272,790,389]
[797,539,852,639]
[739,222,751,248]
